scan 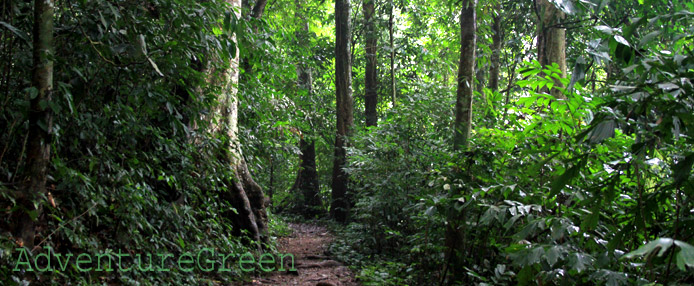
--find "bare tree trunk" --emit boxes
[331,0,354,223]
[452,0,476,151]
[536,0,566,99]
[14,0,55,249]
[363,0,378,127]
[389,0,395,106]
[292,0,321,216]
[291,138,320,213]
[488,8,502,93]
[445,0,476,283]
[210,0,267,244]
[239,0,270,243]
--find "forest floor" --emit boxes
[244,223,359,286]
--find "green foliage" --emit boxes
[0,0,267,284]
[335,2,694,285]
[2,0,693,284]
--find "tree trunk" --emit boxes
[292,0,321,216]
[389,0,395,106]
[331,0,354,223]
[14,0,55,249]
[211,0,267,244]
[363,0,378,127]
[445,0,476,283]
[452,0,476,151]
[536,0,566,99]
[488,8,502,93]
[292,138,321,213]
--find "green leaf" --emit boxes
[581,207,600,231]
[674,240,694,271]
[147,57,164,77]
[587,120,615,143]
[639,31,661,47]
[594,25,615,35]
[673,152,694,187]
[623,238,674,259]
[568,57,587,92]
[26,87,39,100]
[0,21,31,47]
[550,159,586,197]
[614,35,630,47]
[568,253,594,273]
[177,236,186,249]
[545,245,563,266]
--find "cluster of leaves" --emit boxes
[0,0,290,284]
[330,80,453,285]
[334,2,694,286]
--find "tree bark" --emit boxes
[389,0,395,106]
[251,0,268,19]
[363,0,378,127]
[211,0,267,244]
[452,0,476,151]
[445,0,476,283]
[292,138,321,212]
[292,0,321,215]
[14,0,55,249]
[240,0,270,243]
[331,0,354,223]
[488,8,502,93]
[536,0,566,99]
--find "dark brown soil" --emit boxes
[244,223,359,286]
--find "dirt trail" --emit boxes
[245,223,359,286]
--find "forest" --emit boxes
[1,0,693,285]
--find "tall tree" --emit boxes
[488,6,502,93]
[363,0,378,127]
[14,0,55,249]
[445,0,476,283]
[211,0,268,244]
[291,0,321,215]
[452,0,476,151]
[535,0,566,99]
[331,0,354,223]
[388,0,396,105]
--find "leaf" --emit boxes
[568,56,586,92]
[568,252,594,273]
[594,25,614,35]
[26,87,39,100]
[673,152,694,187]
[587,120,615,143]
[639,31,661,47]
[0,21,31,47]
[147,57,164,77]
[550,0,577,15]
[550,159,585,197]
[137,34,148,56]
[545,245,563,266]
[623,238,674,259]
[177,236,186,249]
[674,240,694,271]
[623,17,646,38]
[581,206,600,231]
[614,35,630,47]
